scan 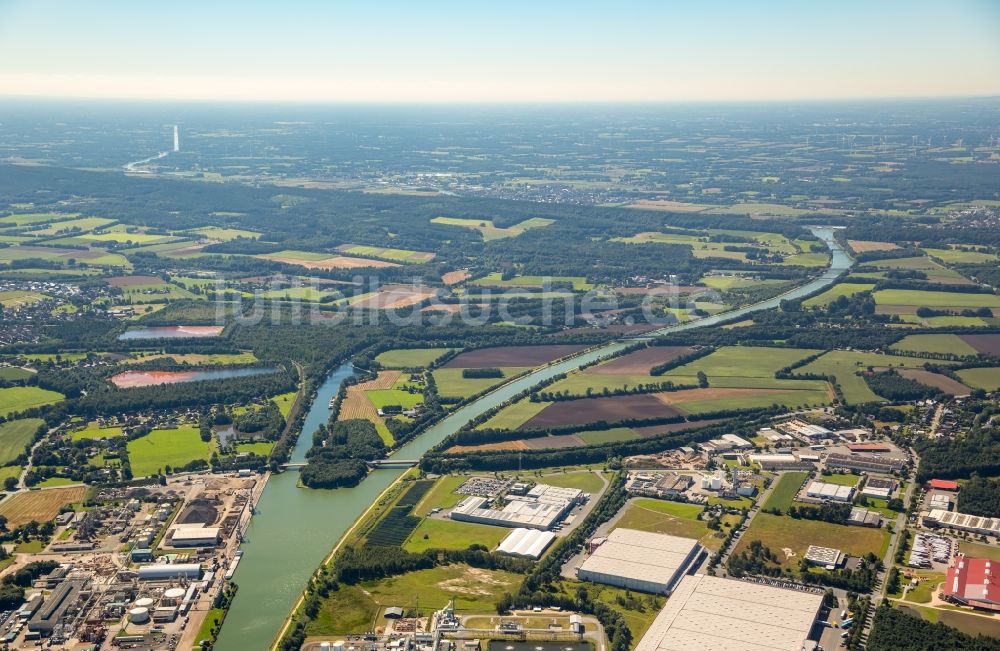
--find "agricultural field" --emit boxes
[337,371,400,445]
[956,366,1000,391]
[0,485,87,527]
[889,334,978,356]
[0,212,78,226]
[125,425,215,477]
[335,243,435,263]
[0,244,130,269]
[0,290,48,308]
[403,518,508,553]
[0,367,33,382]
[189,226,261,241]
[921,247,999,264]
[520,394,683,429]
[896,369,971,396]
[873,289,1000,313]
[375,348,454,369]
[344,284,437,310]
[27,216,116,236]
[431,216,554,241]
[798,350,954,404]
[81,230,176,245]
[68,423,125,441]
[847,240,898,253]
[443,345,589,368]
[700,275,788,291]
[958,334,1000,355]
[256,250,400,270]
[259,286,339,302]
[0,418,43,465]
[802,282,875,307]
[470,273,594,291]
[124,352,259,366]
[0,387,64,417]
[731,513,890,569]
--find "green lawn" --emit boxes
[534,470,608,493]
[956,367,1000,391]
[235,441,274,456]
[890,334,978,356]
[306,584,380,636]
[802,283,875,308]
[0,419,43,465]
[412,475,470,513]
[613,498,734,552]
[375,348,454,369]
[0,290,47,308]
[663,346,820,380]
[873,289,1000,309]
[0,367,33,382]
[958,540,1000,562]
[821,472,860,486]
[403,518,508,553]
[193,607,227,647]
[271,391,298,418]
[762,472,809,512]
[0,387,64,417]
[366,388,423,410]
[126,425,214,477]
[670,386,832,414]
[69,423,124,440]
[732,513,889,569]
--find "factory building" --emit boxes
[137,563,202,581]
[804,545,844,567]
[634,574,824,651]
[496,528,556,559]
[860,477,896,500]
[805,481,855,502]
[168,525,220,547]
[576,529,701,595]
[450,483,583,531]
[924,509,1000,537]
[942,555,1000,612]
[28,579,86,636]
[825,453,905,475]
[749,454,815,471]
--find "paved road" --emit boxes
[713,472,778,576]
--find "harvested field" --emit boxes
[350,285,437,309]
[897,369,971,396]
[447,440,531,453]
[959,334,1000,355]
[441,270,470,285]
[0,486,87,527]
[338,371,400,443]
[848,240,899,253]
[258,253,399,270]
[521,394,683,429]
[523,434,587,449]
[108,275,165,287]
[587,346,694,375]
[655,387,784,404]
[443,345,589,369]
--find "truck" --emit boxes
[841,618,854,629]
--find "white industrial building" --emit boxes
[168,525,220,547]
[749,454,815,471]
[805,481,855,502]
[924,509,1000,537]
[634,574,824,651]
[450,483,583,531]
[496,528,556,559]
[576,528,701,595]
[137,564,202,581]
[804,545,844,567]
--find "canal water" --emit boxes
[215,228,851,650]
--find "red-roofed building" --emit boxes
[847,443,891,453]
[929,479,960,491]
[943,555,1000,612]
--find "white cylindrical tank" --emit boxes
[332,641,344,651]
[134,597,155,609]
[320,643,331,651]
[129,607,149,624]
[162,588,185,606]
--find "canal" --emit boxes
[215,228,851,650]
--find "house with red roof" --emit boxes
[942,554,1000,612]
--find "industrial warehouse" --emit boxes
[633,574,825,651]
[576,529,702,595]
[449,483,585,530]
[496,528,556,559]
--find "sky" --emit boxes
[1,0,998,103]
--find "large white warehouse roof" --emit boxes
[577,528,701,595]
[497,528,556,559]
[634,574,823,651]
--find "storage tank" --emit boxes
[162,587,186,606]
[134,597,155,609]
[320,643,331,651]
[332,642,344,651]
[129,607,150,624]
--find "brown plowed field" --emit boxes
[0,486,87,528]
[443,345,589,369]
[960,334,1000,355]
[441,270,471,285]
[847,240,899,253]
[521,394,684,430]
[352,285,437,309]
[898,369,971,396]
[338,371,400,423]
[587,346,694,375]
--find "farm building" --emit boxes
[805,481,855,502]
[924,509,1000,537]
[496,528,556,559]
[576,528,701,595]
[942,554,1000,612]
[634,574,823,651]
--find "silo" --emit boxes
[162,587,186,606]
[129,607,150,624]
